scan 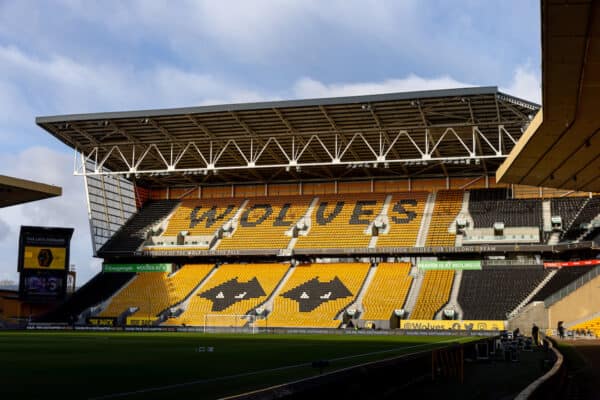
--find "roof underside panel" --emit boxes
[497,0,600,192]
[37,87,538,186]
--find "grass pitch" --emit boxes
[0,331,474,399]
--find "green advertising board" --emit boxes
[418,260,481,270]
[102,263,172,273]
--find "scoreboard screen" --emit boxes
[18,226,73,300]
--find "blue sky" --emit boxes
[0,0,541,285]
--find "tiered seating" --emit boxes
[376,192,428,247]
[531,266,594,302]
[37,272,135,322]
[165,263,289,327]
[295,194,386,248]
[361,262,413,320]
[99,264,214,318]
[163,199,243,236]
[458,265,548,320]
[218,195,313,250]
[425,190,463,246]
[562,197,600,241]
[98,200,180,255]
[469,189,542,228]
[569,317,600,337]
[258,263,369,328]
[551,197,588,231]
[410,270,454,319]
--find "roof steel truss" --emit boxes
[74,125,518,177]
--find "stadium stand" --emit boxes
[163,199,243,236]
[218,195,312,250]
[258,263,370,328]
[458,265,548,320]
[99,200,180,254]
[361,262,413,320]
[530,266,595,302]
[562,197,600,241]
[98,264,214,318]
[425,190,462,246]
[295,194,386,248]
[165,263,289,327]
[469,189,543,228]
[410,270,455,319]
[376,192,428,247]
[568,316,600,337]
[550,197,588,231]
[37,272,134,322]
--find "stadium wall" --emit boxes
[148,176,511,200]
[547,274,600,329]
[507,301,549,333]
[147,177,593,201]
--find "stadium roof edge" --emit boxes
[0,175,62,208]
[35,86,537,124]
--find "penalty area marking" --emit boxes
[88,336,462,400]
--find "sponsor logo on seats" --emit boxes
[199,277,266,311]
[281,276,352,312]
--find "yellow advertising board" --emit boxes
[23,246,67,270]
[126,317,157,326]
[400,320,506,331]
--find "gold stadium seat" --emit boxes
[295,194,386,249]
[162,199,243,236]
[425,190,463,246]
[361,262,413,320]
[568,317,600,337]
[376,192,428,247]
[98,264,214,319]
[164,263,289,327]
[218,195,313,250]
[410,269,455,320]
[257,263,370,328]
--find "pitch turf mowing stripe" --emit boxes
[87,336,472,400]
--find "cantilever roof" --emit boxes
[37,86,538,186]
[0,175,62,208]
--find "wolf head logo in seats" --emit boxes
[281,277,352,312]
[199,277,266,311]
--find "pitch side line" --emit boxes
[88,337,461,400]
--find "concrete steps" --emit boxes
[416,192,436,247]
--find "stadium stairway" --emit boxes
[403,268,424,315]
[415,192,435,247]
[287,196,320,250]
[542,200,552,232]
[254,263,295,315]
[368,194,393,248]
[155,264,219,323]
[434,269,464,320]
[162,264,220,320]
[209,199,249,250]
[508,269,557,319]
[343,262,378,316]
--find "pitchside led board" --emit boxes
[18,226,74,300]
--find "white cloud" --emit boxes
[293,74,471,99]
[501,64,541,104]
